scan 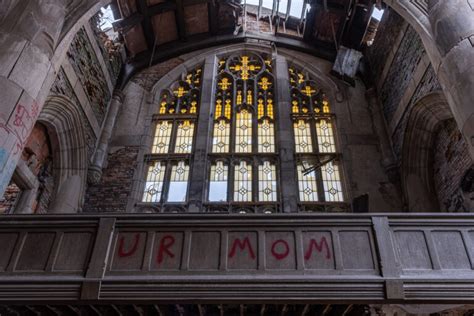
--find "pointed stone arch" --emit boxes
[37,95,89,213]
[401,91,453,212]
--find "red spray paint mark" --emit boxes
[228,237,256,259]
[157,235,175,264]
[118,233,140,257]
[304,237,331,260]
[271,239,290,260]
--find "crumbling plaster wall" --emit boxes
[365,8,473,212]
[0,9,122,214]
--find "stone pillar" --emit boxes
[274,56,298,213]
[49,175,82,213]
[365,88,398,179]
[428,0,474,160]
[0,0,66,196]
[88,90,124,184]
[187,55,216,212]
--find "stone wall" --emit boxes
[49,67,97,161]
[83,57,183,213]
[365,8,473,212]
[67,27,111,125]
[89,12,123,86]
[391,65,441,162]
[378,26,425,124]
[433,120,472,212]
[365,8,405,84]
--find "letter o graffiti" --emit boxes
[271,239,290,260]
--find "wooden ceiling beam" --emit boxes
[209,0,219,35]
[148,1,177,16]
[137,0,157,50]
[175,0,187,40]
[112,12,143,31]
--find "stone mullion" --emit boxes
[187,56,217,212]
[274,56,298,213]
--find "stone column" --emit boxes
[365,88,398,180]
[0,0,66,196]
[428,0,474,160]
[274,56,298,213]
[187,55,216,212]
[88,90,124,184]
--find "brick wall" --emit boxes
[83,147,139,212]
[433,120,473,212]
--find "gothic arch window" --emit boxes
[289,66,344,203]
[209,53,278,208]
[142,67,202,204]
[140,52,346,212]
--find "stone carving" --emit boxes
[49,68,97,161]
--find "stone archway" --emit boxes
[401,92,453,212]
[38,95,89,213]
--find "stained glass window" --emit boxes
[143,65,202,204]
[152,121,172,154]
[168,162,190,202]
[289,66,344,203]
[294,120,313,153]
[321,161,344,202]
[209,53,278,204]
[258,161,277,202]
[234,161,252,202]
[143,161,166,203]
[316,118,336,153]
[175,121,195,153]
[235,109,252,153]
[212,120,230,153]
[209,161,228,202]
[297,162,318,202]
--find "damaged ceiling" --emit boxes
[111,0,378,86]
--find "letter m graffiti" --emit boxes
[304,236,331,260]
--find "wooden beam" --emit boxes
[112,12,143,31]
[303,3,316,41]
[137,0,156,50]
[149,1,177,16]
[175,0,187,40]
[208,0,219,35]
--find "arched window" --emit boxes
[289,66,344,203]
[142,67,202,203]
[209,53,277,208]
[140,52,345,212]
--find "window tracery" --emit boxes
[289,66,344,203]
[209,53,277,208]
[141,54,346,212]
[142,66,202,204]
